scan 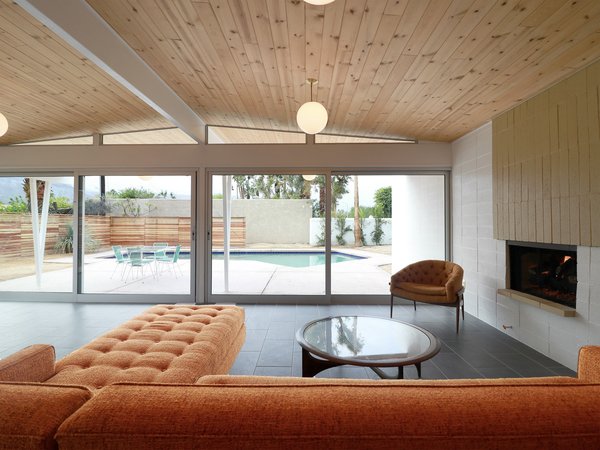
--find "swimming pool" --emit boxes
[211,251,365,268]
[107,250,365,268]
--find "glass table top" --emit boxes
[296,316,439,366]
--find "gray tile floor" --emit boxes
[0,301,576,379]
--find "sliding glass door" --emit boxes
[80,174,194,298]
[330,174,447,295]
[209,173,324,296]
[0,175,74,293]
[207,171,449,302]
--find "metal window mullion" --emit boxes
[325,172,332,299]
[204,170,213,301]
[445,172,452,261]
[74,174,83,298]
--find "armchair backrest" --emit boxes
[395,260,463,288]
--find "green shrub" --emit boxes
[107,187,155,199]
[54,224,98,254]
[0,196,28,213]
[316,219,326,246]
[371,217,385,245]
[334,212,351,246]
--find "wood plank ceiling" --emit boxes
[0,0,172,145]
[1,0,600,144]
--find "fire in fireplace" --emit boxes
[508,242,577,309]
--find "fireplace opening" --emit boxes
[508,242,577,309]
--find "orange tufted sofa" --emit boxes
[390,260,464,332]
[45,304,246,390]
[0,346,599,449]
[0,305,246,392]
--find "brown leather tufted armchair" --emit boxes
[390,260,465,333]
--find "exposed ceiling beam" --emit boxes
[15,0,206,143]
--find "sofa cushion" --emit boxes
[46,305,245,389]
[56,382,600,449]
[0,344,55,383]
[390,287,449,304]
[396,282,447,297]
[0,383,91,450]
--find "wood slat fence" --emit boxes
[0,214,246,258]
[211,217,246,248]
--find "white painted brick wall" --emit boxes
[452,122,600,370]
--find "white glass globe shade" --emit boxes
[0,113,8,137]
[302,175,317,181]
[304,0,335,4]
[296,101,328,134]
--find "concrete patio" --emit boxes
[211,247,391,295]
[0,247,391,296]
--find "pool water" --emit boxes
[212,251,364,268]
[108,251,364,268]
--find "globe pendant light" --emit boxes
[0,112,8,137]
[296,78,328,135]
[304,0,335,4]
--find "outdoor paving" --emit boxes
[0,246,391,295]
[0,255,72,281]
[211,246,392,295]
[0,254,191,295]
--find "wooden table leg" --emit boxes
[301,348,342,377]
[371,366,404,379]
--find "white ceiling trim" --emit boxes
[15,0,206,143]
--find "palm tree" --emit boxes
[22,178,46,213]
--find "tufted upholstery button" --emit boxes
[45,305,245,389]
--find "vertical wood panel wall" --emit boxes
[493,59,600,246]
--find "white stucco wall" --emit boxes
[391,175,446,273]
[213,199,312,244]
[107,198,190,217]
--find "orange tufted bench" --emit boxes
[45,305,245,390]
[390,260,464,333]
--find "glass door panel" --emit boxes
[210,174,324,295]
[0,175,74,292]
[81,175,193,295]
[330,174,446,295]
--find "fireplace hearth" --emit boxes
[508,242,577,309]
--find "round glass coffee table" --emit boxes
[296,316,440,379]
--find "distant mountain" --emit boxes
[0,177,192,203]
[0,177,74,203]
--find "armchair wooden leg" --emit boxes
[456,301,460,334]
[390,294,394,318]
[413,301,417,311]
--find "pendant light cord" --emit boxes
[306,78,318,103]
